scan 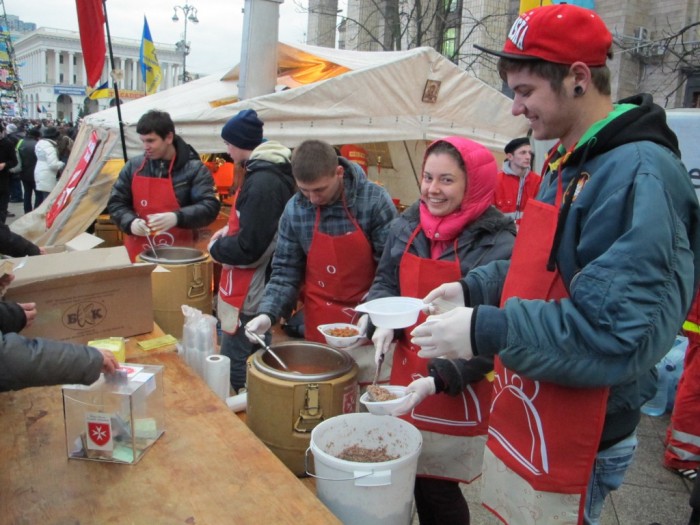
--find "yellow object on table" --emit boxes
[137,334,179,351]
[88,337,126,363]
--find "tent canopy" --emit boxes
[84,42,526,158]
[15,42,527,245]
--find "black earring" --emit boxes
[574,85,584,97]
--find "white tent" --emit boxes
[12,42,527,245]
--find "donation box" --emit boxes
[62,364,165,464]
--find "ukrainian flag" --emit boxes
[88,80,110,100]
[140,16,162,95]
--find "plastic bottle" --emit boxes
[641,361,669,416]
[665,336,688,412]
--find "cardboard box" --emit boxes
[5,246,155,344]
[63,363,165,464]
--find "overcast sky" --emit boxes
[7,0,312,75]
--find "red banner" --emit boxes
[76,0,106,87]
[46,130,101,229]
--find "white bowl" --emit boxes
[355,297,425,329]
[317,323,363,348]
[360,385,410,415]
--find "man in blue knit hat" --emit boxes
[208,109,296,394]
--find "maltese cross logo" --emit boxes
[88,421,111,447]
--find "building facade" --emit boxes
[14,27,184,122]
[308,0,700,108]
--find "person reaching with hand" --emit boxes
[362,136,515,524]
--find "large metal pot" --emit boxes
[139,246,208,265]
[246,341,359,475]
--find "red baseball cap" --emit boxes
[474,4,612,67]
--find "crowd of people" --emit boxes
[0,117,76,221]
[1,3,699,524]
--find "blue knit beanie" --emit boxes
[221,109,264,150]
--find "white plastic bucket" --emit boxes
[308,413,422,525]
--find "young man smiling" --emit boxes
[409,4,700,524]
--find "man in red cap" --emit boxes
[404,4,700,524]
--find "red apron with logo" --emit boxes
[391,225,492,482]
[123,157,194,262]
[481,185,609,524]
[217,188,257,335]
[304,201,376,343]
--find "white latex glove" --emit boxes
[210,225,229,244]
[345,314,370,350]
[130,218,151,236]
[423,282,465,314]
[411,307,474,360]
[372,327,395,366]
[147,212,178,232]
[244,314,272,343]
[391,376,436,416]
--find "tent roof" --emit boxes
[83,42,527,157]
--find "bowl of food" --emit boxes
[354,297,425,329]
[317,323,363,349]
[360,385,411,416]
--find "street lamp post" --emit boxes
[172,2,199,83]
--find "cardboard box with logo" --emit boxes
[5,245,155,344]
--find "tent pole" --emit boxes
[403,140,421,189]
[102,0,128,162]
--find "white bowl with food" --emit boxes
[355,297,425,329]
[360,385,411,415]
[317,323,363,348]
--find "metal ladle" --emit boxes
[245,328,292,371]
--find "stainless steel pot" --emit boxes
[252,341,355,382]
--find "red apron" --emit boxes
[217,188,257,335]
[392,225,492,482]
[123,157,194,262]
[481,180,609,524]
[304,200,376,343]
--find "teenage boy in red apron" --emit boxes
[411,5,700,524]
[245,140,397,386]
[108,110,220,262]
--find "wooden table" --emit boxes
[0,348,340,524]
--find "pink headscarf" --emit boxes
[419,136,498,259]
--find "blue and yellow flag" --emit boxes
[140,16,162,95]
[88,80,110,100]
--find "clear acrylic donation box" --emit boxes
[62,363,165,464]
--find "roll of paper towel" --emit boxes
[226,392,247,412]
[204,354,231,401]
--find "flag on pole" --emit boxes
[76,0,106,87]
[88,80,110,99]
[140,16,162,95]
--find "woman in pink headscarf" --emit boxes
[362,137,516,524]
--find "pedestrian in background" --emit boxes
[34,127,64,207]
[17,128,41,213]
